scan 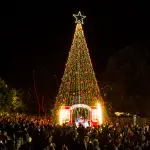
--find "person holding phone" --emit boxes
[62,144,68,150]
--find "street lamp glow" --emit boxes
[97,103,103,124]
[59,109,64,125]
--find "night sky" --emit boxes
[1,1,150,108]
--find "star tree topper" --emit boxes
[73,11,86,24]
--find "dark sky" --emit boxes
[1,1,150,108]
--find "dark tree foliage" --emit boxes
[0,78,25,112]
[102,43,150,116]
[0,79,9,109]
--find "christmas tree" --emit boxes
[53,11,105,123]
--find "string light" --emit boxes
[53,13,106,124]
[73,11,86,24]
[70,104,91,111]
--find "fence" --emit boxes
[110,116,147,126]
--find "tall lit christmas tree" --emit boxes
[53,11,105,122]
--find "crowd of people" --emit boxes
[0,113,150,150]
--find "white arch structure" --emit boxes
[70,104,92,111]
[59,103,103,126]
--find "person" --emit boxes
[79,136,93,150]
[0,140,6,150]
[133,141,142,150]
[93,139,100,150]
[16,134,24,150]
[44,136,56,150]
[62,144,68,150]
[19,136,33,150]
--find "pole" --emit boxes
[33,70,40,117]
